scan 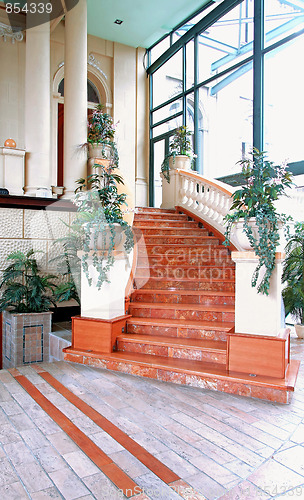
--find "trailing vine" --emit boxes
[224,149,293,295]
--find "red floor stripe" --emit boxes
[33,365,180,484]
[10,370,141,498]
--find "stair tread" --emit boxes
[138,276,235,283]
[118,334,226,351]
[132,289,235,296]
[134,226,205,231]
[127,316,234,331]
[129,302,234,312]
[65,347,300,390]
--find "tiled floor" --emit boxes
[0,330,303,499]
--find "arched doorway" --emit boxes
[52,64,113,189]
[56,79,100,186]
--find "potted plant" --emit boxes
[282,222,304,338]
[52,235,81,306]
[87,104,118,165]
[72,161,134,291]
[0,250,57,368]
[224,149,293,295]
[161,125,194,182]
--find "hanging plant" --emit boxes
[224,148,293,295]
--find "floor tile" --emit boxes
[49,468,90,500]
[0,481,29,499]
[63,450,100,478]
[274,445,304,476]
[248,459,304,496]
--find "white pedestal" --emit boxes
[80,250,132,320]
[0,148,25,195]
[160,170,181,209]
[231,251,285,336]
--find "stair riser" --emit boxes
[126,322,229,341]
[138,279,235,292]
[139,255,232,266]
[134,220,199,228]
[117,340,226,365]
[135,214,188,221]
[129,306,234,323]
[136,267,235,280]
[63,352,291,404]
[140,237,216,245]
[136,208,175,213]
[134,228,208,236]
[138,243,220,255]
[131,292,235,306]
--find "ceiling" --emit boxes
[87,0,211,49]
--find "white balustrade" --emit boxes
[175,170,235,242]
[162,168,304,250]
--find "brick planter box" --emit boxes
[2,311,52,369]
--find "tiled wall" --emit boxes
[0,207,74,275]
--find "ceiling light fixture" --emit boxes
[114,19,123,25]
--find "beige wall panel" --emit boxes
[88,35,114,58]
[0,39,25,148]
[0,239,47,270]
[0,208,23,238]
[24,210,69,240]
[113,42,136,213]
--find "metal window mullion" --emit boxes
[253,0,264,152]
[152,111,183,129]
[149,72,154,206]
[194,35,200,173]
[147,0,243,75]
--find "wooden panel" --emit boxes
[72,315,130,353]
[228,333,289,379]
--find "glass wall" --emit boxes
[147,0,304,205]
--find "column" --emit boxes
[231,251,285,336]
[63,0,87,198]
[24,21,51,196]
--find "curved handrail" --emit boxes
[176,169,240,247]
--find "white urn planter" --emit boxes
[169,155,191,171]
[231,218,285,252]
[295,324,304,339]
[88,143,112,160]
[88,223,125,252]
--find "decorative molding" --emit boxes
[88,53,107,79]
[0,22,23,43]
[58,55,107,80]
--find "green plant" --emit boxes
[0,250,57,313]
[161,126,194,182]
[224,149,293,295]
[282,222,304,324]
[87,105,119,167]
[72,162,134,290]
[51,235,81,306]
[88,104,116,144]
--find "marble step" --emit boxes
[128,302,235,322]
[133,219,200,228]
[131,289,235,306]
[117,334,227,365]
[137,276,235,292]
[135,266,235,280]
[63,348,299,404]
[126,317,234,341]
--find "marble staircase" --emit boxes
[64,207,299,403]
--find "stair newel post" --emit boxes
[160,169,182,209]
[231,251,285,336]
[71,249,133,354]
